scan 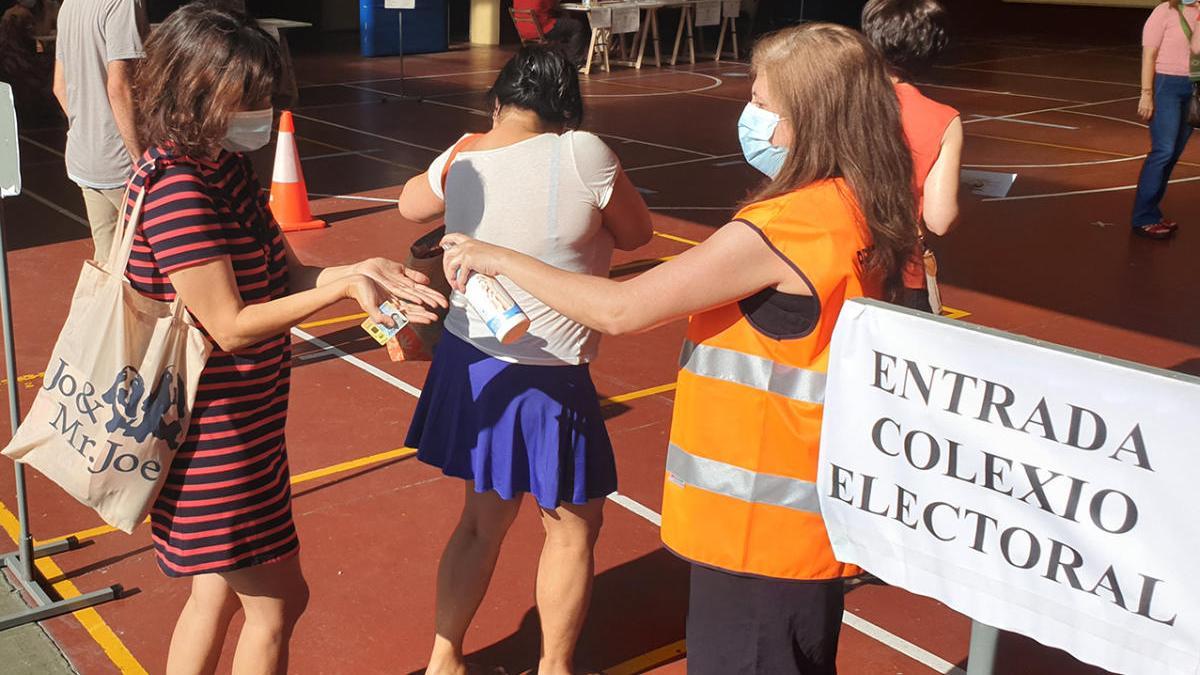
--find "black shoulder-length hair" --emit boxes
[487,45,584,127]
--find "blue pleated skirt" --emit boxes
[406,332,617,509]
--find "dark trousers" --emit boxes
[1132,74,1194,227]
[686,564,845,675]
[545,14,588,66]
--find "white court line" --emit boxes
[963,154,1145,169]
[936,65,1139,88]
[308,192,398,204]
[583,73,725,98]
[607,493,662,526]
[18,135,64,157]
[950,45,1117,70]
[967,115,1078,130]
[913,82,1081,103]
[842,612,966,675]
[419,97,492,117]
[1062,109,1146,129]
[962,95,1138,126]
[303,149,382,161]
[984,175,1200,203]
[291,112,443,153]
[300,68,503,88]
[19,189,89,226]
[627,153,741,173]
[290,326,423,397]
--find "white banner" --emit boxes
[817,299,1200,675]
[611,6,640,34]
[695,1,721,27]
[587,7,612,29]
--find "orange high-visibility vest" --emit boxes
[661,179,873,580]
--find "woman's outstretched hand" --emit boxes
[353,257,448,311]
[343,274,440,326]
[440,233,510,293]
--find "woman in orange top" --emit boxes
[440,23,917,674]
[863,0,962,312]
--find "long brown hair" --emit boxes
[748,23,917,298]
[134,2,280,157]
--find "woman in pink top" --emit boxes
[1133,0,1200,239]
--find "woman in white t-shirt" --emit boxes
[396,46,653,675]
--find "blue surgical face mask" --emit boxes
[738,102,787,178]
[222,108,274,153]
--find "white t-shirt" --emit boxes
[428,131,620,365]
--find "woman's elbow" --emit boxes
[397,202,431,224]
[209,329,253,353]
[924,208,959,236]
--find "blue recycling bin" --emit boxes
[361,0,448,57]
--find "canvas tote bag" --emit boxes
[3,169,212,533]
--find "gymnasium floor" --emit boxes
[2,26,1197,675]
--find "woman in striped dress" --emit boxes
[126,5,444,673]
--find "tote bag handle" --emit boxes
[104,161,188,321]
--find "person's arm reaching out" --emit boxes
[440,222,800,336]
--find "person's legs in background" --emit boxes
[1132,74,1192,235]
[545,15,589,67]
[79,186,125,261]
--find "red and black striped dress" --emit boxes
[125,146,297,577]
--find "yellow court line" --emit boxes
[0,502,147,674]
[297,312,369,330]
[606,639,687,675]
[600,383,677,407]
[45,447,421,546]
[610,256,676,277]
[290,447,416,484]
[941,305,972,320]
[652,231,702,246]
[0,372,45,389]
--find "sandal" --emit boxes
[1133,223,1176,240]
[1161,217,1179,231]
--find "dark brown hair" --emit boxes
[488,45,584,127]
[134,2,280,157]
[861,0,950,81]
[748,23,917,299]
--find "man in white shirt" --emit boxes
[52,0,146,261]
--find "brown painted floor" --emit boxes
[1,26,1195,675]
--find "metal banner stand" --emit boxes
[0,83,119,631]
[966,620,1000,675]
[384,0,422,102]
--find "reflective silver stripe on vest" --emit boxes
[679,340,826,404]
[667,443,821,514]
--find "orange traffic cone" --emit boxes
[269,111,326,232]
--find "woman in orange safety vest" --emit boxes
[440,23,918,675]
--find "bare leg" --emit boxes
[535,499,605,675]
[427,486,523,675]
[165,573,242,675]
[224,555,311,675]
